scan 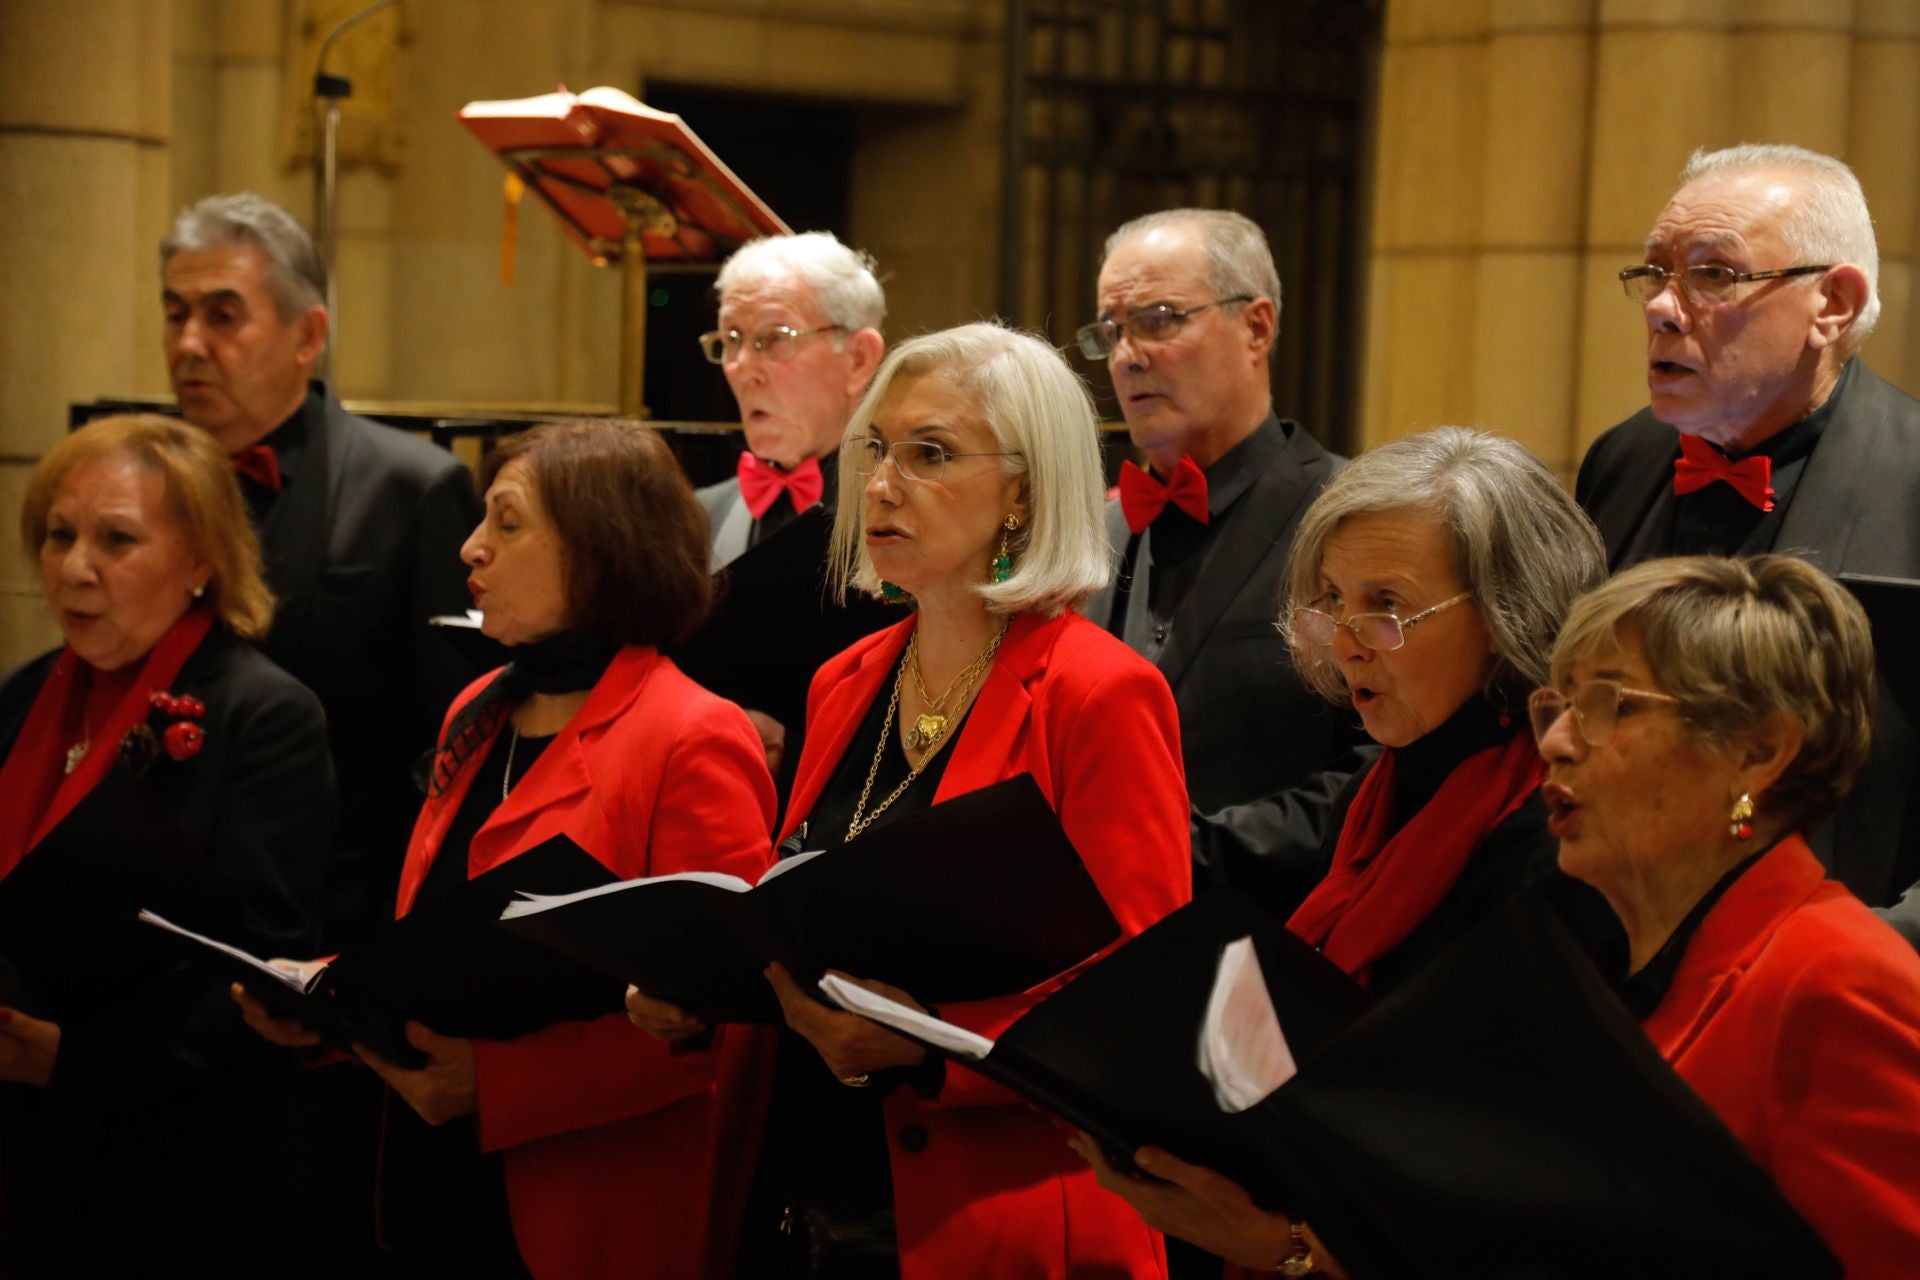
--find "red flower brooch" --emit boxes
[119,689,208,772]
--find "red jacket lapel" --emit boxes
[395,646,659,916]
[934,611,1052,801]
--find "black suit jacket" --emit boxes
[1577,360,1920,939]
[0,626,334,1271]
[1086,420,1368,899]
[257,383,481,946]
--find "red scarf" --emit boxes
[0,608,214,884]
[1287,729,1545,985]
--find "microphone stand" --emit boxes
[311,0,399,376]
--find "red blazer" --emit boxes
[1643,836,1920,1278]
[396,646,775,1280]
[707,609,1192,1280]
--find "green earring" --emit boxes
[990,514,1018,585]
[880,580,907,603]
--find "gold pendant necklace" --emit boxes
[902,619,1008,752]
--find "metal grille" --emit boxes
[1000,0,1382,451]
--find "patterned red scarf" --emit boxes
[0,608,213,884]
[1288,729,1545,985]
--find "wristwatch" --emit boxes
[1274,1220,1317,1277]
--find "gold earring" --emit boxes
[990,514,1018,584]
[1729,793,1754,840]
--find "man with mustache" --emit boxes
[161,192,479,945]
[1577,144,1920,943]
[1081,209,1364,918]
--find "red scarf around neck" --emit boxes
[1287,728,1545,985]
[0,607,214,884]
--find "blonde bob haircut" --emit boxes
[21,413,275,640]
[1282,427,1607,709]
[1549,554,1875,833]
[829,321,1111,616]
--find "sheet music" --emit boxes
[499,869,758,919]
[137,909,314,992]
[818,973,996,1061]
[1197,936,1298,1112]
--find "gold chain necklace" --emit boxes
[846,619,1009,840]
[903,619,1008,752]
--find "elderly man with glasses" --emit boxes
[1577,143,1920,945]
[1080,208,1367,927]
[687,232,889,782]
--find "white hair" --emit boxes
[829,322,1111,616]
[1680,143,1880,355]
[162,192,325,321]
[715,231,886,337]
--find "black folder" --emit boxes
[497,774,1122,1024]
[149,835,623,1069]
[670,505,895,735]
[849,888,1838,1278]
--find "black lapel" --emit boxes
[1154,425,1330,688]
[259,384,339,609]
[1771,361,1884,573]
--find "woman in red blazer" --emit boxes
[239,421,775,1279]
[1536,555,1920,1277]
[630,323,1191,1280]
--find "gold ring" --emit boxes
[838,1073,871,1088]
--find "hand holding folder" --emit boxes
[498,774,1122,1024]
[822,889,1841,1278]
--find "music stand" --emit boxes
[458,87,790,416]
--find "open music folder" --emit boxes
[145,834,622,1069]
[823,888,1839,1278]
[496,773,1122,1024]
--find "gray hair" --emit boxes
[830,322,1111,616]
[716,231,886,337]
[1550,555,1875,832]
[1101,208,1282,327]
[1282,427,1608,708]
[160,193,326,322]
[1679,144,1880,355]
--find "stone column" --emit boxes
[1361,0,1920,483]
[0,0,173,670]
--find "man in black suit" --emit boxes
[1577,144,1920,942]
[688,232,887,781]
[1080,209,1365,911]
[160,193,480,946]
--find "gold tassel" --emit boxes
[500,172,525,287]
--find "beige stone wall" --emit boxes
[1363,0,1920,483]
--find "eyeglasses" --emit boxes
[1617,263,1832,305]
[698,324,845,365]
[1073,296,1253,360]
[1527,680,1681,747]
[1291,591,1471,652]
[852,438,1022,484]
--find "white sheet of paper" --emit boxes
[1196,935,1298,1113]
[498,868,755,919]
[817,973,996,1061]
[137,909,313,991]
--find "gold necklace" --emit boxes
[500,725,520,802]
[846,619,1009,840]
[903,619,1008,752]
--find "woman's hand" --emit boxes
[624,985,708,1041]
[1069,1135,1344,1275]
[0,1008,60,1087]
[230,958,328,1049]
[355,1022,478,1126]
[765,963,926,1080]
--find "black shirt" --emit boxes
[1616,846,1772,1019]
[749,450,839,551]
[234,384,319,524]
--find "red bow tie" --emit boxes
[230,443,282,494]
[1118,456,1210,534]
[1672,434,1774,512]
[737,453,825,520]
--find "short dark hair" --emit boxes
[480,420,711,648]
